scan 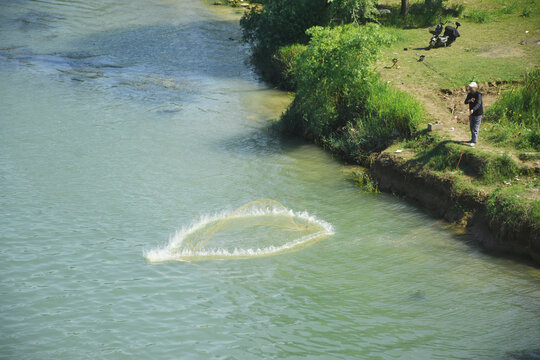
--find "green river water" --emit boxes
[1,0,539,359]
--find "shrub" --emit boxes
[281,24,423,153]
[273,44,307,90]
[240,0,387,87]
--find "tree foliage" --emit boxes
[240,0,329,87]
[327,0,379,24]
[240,0,381,88]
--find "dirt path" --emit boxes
[382,76,539,170]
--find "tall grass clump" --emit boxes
[281,24,423,154]
[486,70,539,127]
[349,169,379,193]
[485,70,540,150]
[468,9,493,23]
[487,186,540,232]
[521,6,532,17]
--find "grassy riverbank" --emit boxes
[238,0,540,260]
[373,0,540,257]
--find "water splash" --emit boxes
[144,199,334,262]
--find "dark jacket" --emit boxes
[465,91,483,116]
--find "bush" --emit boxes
[273,44,307,90]
[240,0,385,88]
[281,24,423,153]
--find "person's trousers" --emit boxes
[470,115,482,143]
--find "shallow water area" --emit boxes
[1,0,539,359]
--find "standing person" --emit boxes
[464,82,483,147]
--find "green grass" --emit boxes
[379,0,540,90]
[487,185,540,231]
[521,6,533,17]
[485,70,540,127]
[484,69,540,151]
[407,134,528,184]
[484,123,540,152]
[468,9,493,23]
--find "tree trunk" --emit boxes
[401,0,410,16]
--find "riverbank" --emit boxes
[300,118,540,263]
[370,151,540,262]
[288,77,540,263]
[239,0,539,263]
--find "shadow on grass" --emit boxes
[407,139,484,177]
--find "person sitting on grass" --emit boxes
[464,82,483,147]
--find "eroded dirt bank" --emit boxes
[371,153,540,264]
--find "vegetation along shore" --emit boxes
[217,0,540,262]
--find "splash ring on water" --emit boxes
[144,198,334,262]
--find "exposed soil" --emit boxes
[437,82,503,124]
[371,153,540,263]
[477,46,526,58]
[366,82,540,264]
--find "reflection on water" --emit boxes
[1,0,539,359]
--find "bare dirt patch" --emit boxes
[437,82,505,124]
[477,46,526,58]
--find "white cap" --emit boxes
[468,82,478,88]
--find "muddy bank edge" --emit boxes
[370,153,540,264]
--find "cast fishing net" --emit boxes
[144,198,334,261]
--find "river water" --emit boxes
[0,0,539,359]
